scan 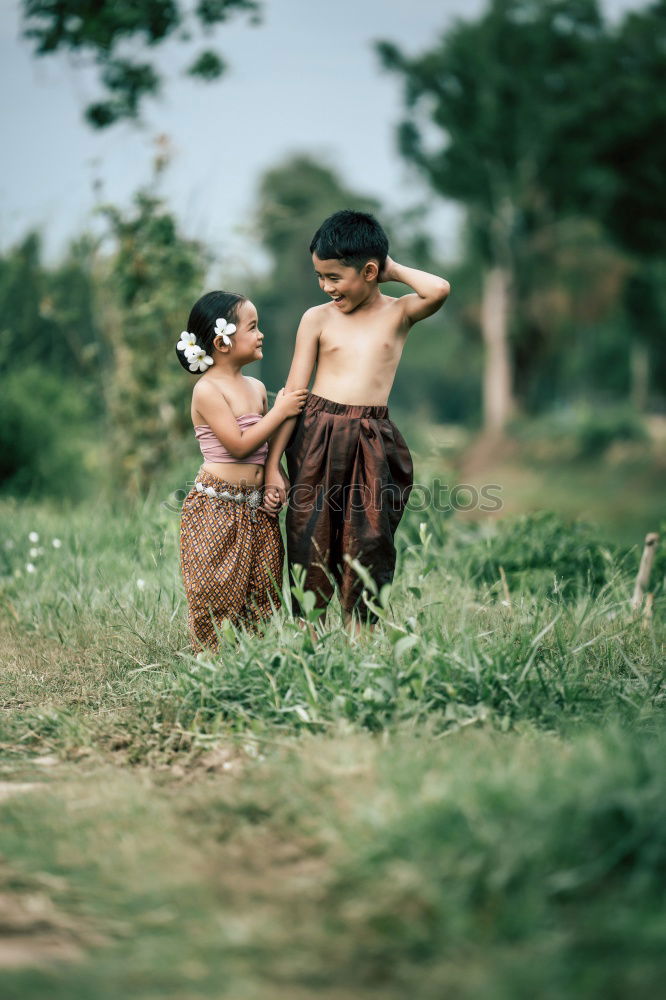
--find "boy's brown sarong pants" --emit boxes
[180,468,284,650]
[285,393,413,622]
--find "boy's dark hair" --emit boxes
[309,210,389,272]
[175,290,246,374]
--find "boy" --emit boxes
[265,209,450,624]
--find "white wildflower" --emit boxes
[52,538,62,549]
[28,531,39,543]
[26,562,36,573]
[136,578,146,591]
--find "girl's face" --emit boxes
[217,299,263,363]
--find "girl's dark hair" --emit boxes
[175,290,247,374]
[309,209,389,271]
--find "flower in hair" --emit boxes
[187,346,214,373]
[177,331,197,354]
[215,317,237,347]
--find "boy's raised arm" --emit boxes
[264,308,321,504]
[380,255,450,325]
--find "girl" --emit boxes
[177,290,307,649]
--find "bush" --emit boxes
[0,366,94,498]
[573,405,649,458]
[460,510,614,597]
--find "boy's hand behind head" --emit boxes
[377,255,397,284]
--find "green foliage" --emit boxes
[570,405,649,458]
[377,0,606,255]
[0,232,104,392]
[378,0,666,411]
[317,726,666,996]
[510,404,650,461]
[1,495,664,997]
[594,0,666,256]
[21,0,261,127]
[460,510,613,597]
[97,185,209,493]
[0,367,93,498]
[6,494,663,744]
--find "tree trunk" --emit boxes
[481,265,515,434]
[630,339,649,412]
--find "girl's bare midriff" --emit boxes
[202,461,264,488]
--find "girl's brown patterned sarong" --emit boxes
[180,468,284,650]
[285,392,413,622]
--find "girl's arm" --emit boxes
[196,381,308,460]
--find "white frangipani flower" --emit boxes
[29,531,39,543]
[26,562,36,573]
[52,538,62,549]
[176,331,197,353]
[188,347,213,373]
[214,317,237,347]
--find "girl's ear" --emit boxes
[363,260,379,281]
[213,335,230,353]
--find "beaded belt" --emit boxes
[194,481,263,521]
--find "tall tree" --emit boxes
[377,0,609,433]
[592,0,666,410]
[21,0,261,127]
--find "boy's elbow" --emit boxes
[437,279,451,302]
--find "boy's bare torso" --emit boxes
[310,295,408,406]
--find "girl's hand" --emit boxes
[264,466,290,506]
[262,485,283,516]
[274,387,309,417]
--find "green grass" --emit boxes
[0,450,664,998]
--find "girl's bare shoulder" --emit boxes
[192,376,228,405]
[242,374,266,393]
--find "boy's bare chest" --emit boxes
[319,324,402,364]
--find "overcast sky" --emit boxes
[0,0,646,268]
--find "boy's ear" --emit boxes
[363,260,379,281]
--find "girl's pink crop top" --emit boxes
[194,413,268,465]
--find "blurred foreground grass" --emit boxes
[0,446,664,998]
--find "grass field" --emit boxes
[1,447,664,999]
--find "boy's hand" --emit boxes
[378,255,398,283]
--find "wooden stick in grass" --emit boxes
[642,592,655,631]
[630,532,659,612]
[499,565,512,609]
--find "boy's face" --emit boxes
[312,253,378,313]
